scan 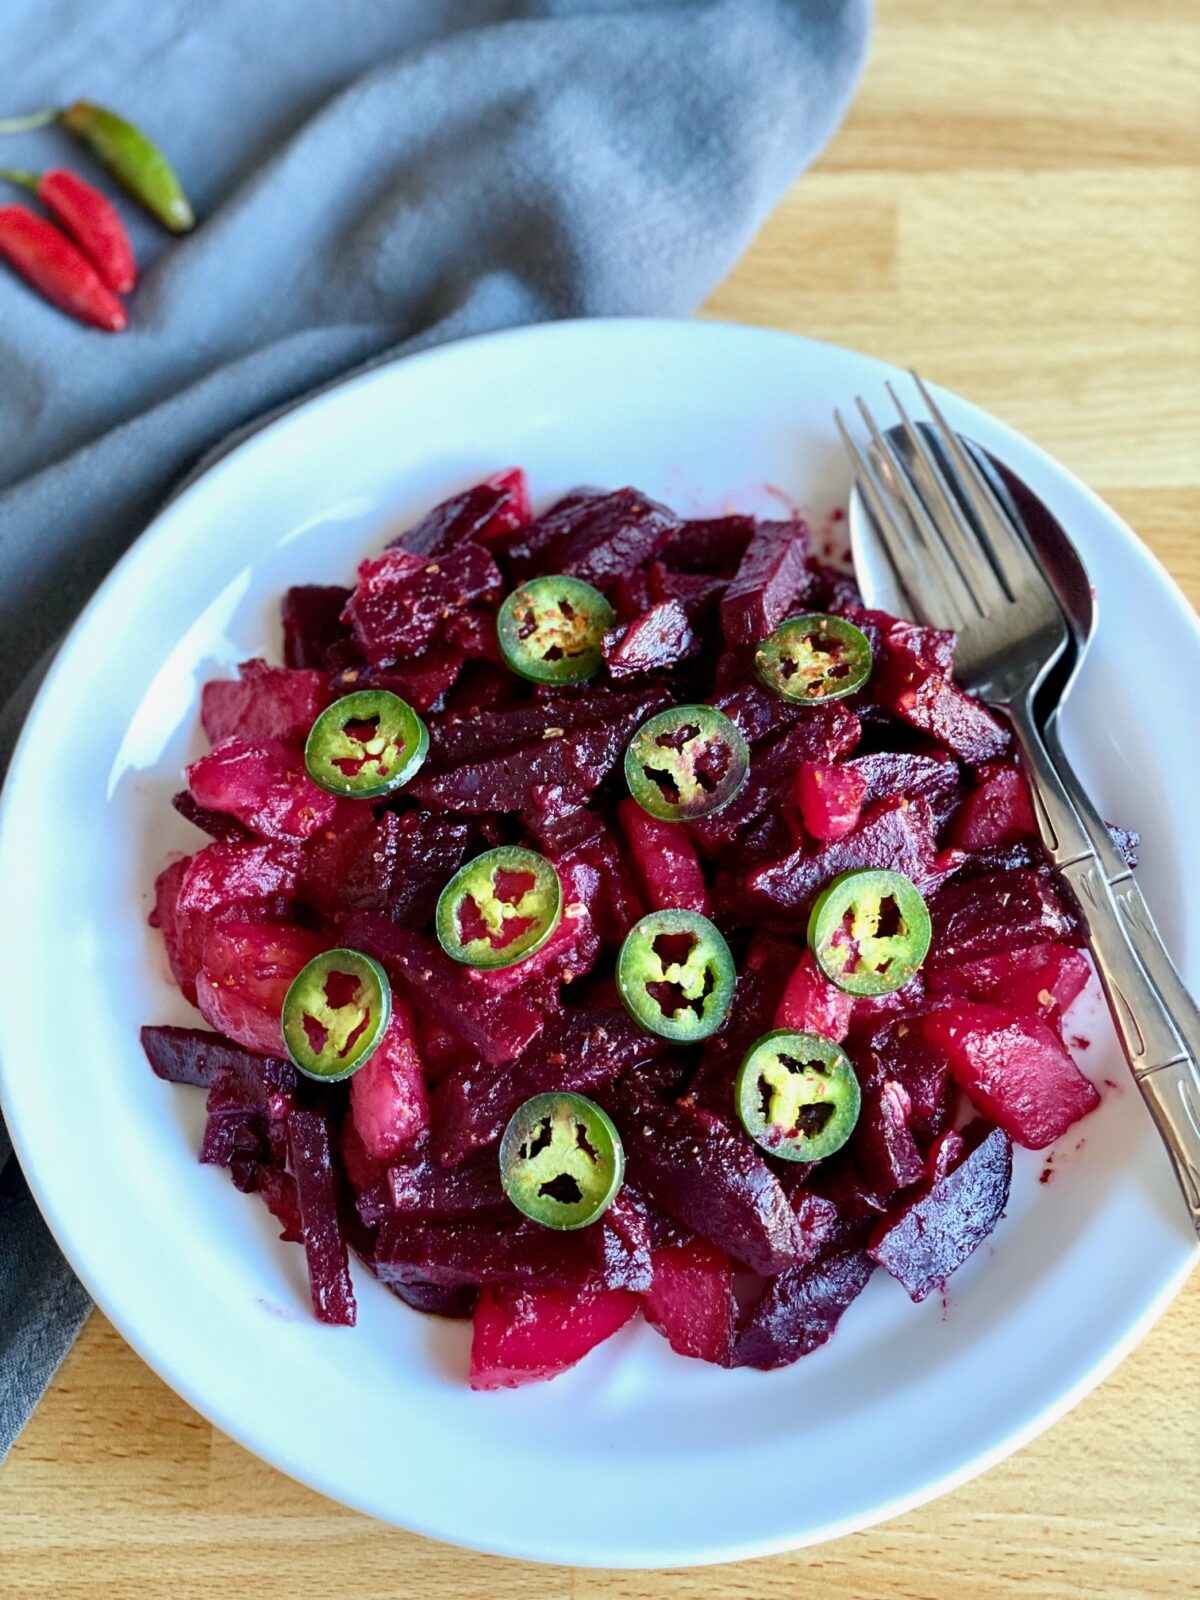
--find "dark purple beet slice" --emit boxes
[852,1063,925,1193]
[281,584,353,669]
[646,562,727,621]
[868,1123,1013,1302]
[875,638,1010,764]
[595,1187,654,1292]
[927,867,1079,971]
[427,686,664,767]
[385,1275,477,1319]
[720,519,810,647]
[855,1014,956,1147]
[710,677,811,745]
[374,1215,599,1290]
[385,1151,506,1216]
[603,600,698,680]
[732,1244,875,1369]
[736,795,950,920]
[610,1083,800,1276]
[844,749,962,829]
[430,1007,667,1166]
[287,1107,357,1326]
[689,712,861,853]
[140,1025,295,1093]
[344,541,502,665]
[387,469,529,557]
[340,913,544,1068]
[790,1191,842,1266]
[332,644,465,714]
[171,790,253,843]
[659,514,757,574]
[510,487,680,589]
[840,604,957,676]
[408,718,632,817]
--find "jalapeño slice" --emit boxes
[755,613,873,704]
[281,948,391,1081]
[497,575,615,684]
[735,1029,861,1162]
[808,867,932,996]
[499,1091,625,1230]
[617,908,736,1042]
[435,846,563,970]
[304,689,429,798]
[624,704,749,822]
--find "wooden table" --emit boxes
[4,2,1197,1593]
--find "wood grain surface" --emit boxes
[3,1,1197,1594]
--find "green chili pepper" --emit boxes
[617,907,736,1042]
[623,703,749,822]
[59,101,194,232]
[735,1029,861,1162]
[807,867,932,996]
[500,1091,625,1230]
[496,574,615,684]
[304,689,428,798]
[435,846,563,969]
[755,613,873,704]
[281,948,391,1081]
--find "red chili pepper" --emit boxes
[0,167,136,293]
[0,204,127,331]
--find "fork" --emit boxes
[836,376,1200,1233]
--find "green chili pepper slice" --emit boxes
[496,575,615,684]
[624,703,749,822]
[435,846,563,969]
[281,948,391,1081]
[755,613,873,704]
[60,101,194,232]
[499,1091,625,1230]
[808,867,932,996]
[616,908,736,1042]
[735,1029,861,1162]
[304,689,428,798]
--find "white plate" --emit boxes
[1,320,1196,1568]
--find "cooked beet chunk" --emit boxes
[301,808,469,927]
[855,1015,956,1147]
[658,514,757,575]
[388,469,530,556]
[720,519,810,647]
[844,749,963,831]
[927,867,1078,971]
[611,1084,799,1276]
[282,584,353,669]
[951,761,1036,850]
[469,1283,639,1389]
[732,1244,875,1369]
[511,487,679,588]
[333,644,465,713]
[875,637,1010,763]
[920,1001,1100,1149]
[926,941,1091,1031]
[643,1237,735,1364]
[430,1008,667,1166]
[201,659,332,747]
[287,1107,357,1326]
[200,1056,294,1170]
[869,1123,1012,1301]
[852,1061,925,1193]
[384,1151,506,1217]
[187,737,337,842]
[619,798,710,915]
[428,687,664,767]
[340,913,544,1068]
[739,795,946,920]
[344,541,502,665]
[603,599,698,679]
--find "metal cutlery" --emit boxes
[837,376,1200,1232]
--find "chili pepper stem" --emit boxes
[0,168,40,192]
[0,109,58,134]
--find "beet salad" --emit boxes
[142,468,1116,1388]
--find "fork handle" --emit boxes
[1008,697,1200,1233]
[1044,713,1200,1069]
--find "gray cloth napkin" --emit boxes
[0,0,869,1461]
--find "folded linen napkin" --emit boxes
[0,0,870,1460]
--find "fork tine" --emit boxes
[853,395,976,631]
[909,371,1045,599]
[884,381,1011,614]
[835,408,954,630]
